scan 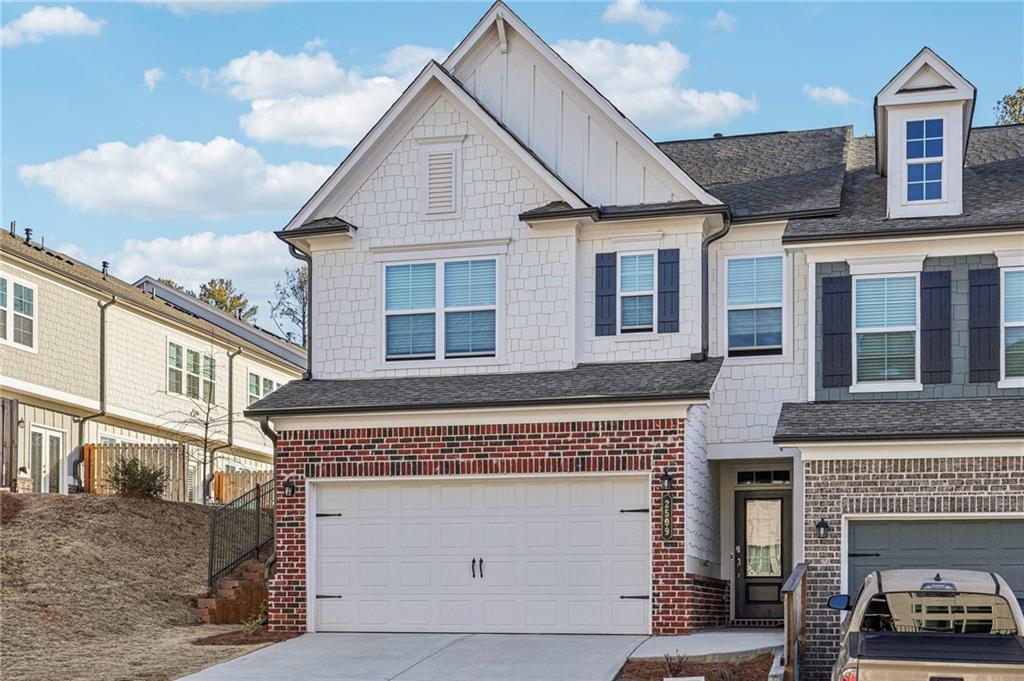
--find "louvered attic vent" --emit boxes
[420,143,460,217]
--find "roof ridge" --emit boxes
[657,125,852,145]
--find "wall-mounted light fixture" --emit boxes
[816,518,831,539]
[659,470,674,491]
[283,476,296,498]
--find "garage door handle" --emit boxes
[316,595,343,599]
[847,552,881,557]
[479,557,484,578]
[472,558,476,578]
[619,595,650,600]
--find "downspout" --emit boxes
[258,414,279,607]
[206,346,241,502]
[690,214,732,362]
[286,243,313,380]
[74,295,116,491]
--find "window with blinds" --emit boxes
[420,144,460,217]
[1004,269,1024,380]
[854,275,918,384]
[618,253,655,333]
[726,255,783,356]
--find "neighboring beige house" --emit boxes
[0,228,305,500]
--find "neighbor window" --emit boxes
[167,342,184,393]
[169,342,215,402]
[384,258,497,361]
[0,276,36,349]
[248,371,279,406]
[906,118,943,202]
[618,253,655,333]
[1004,268,1024,380]
[726,255,783,356]
[854,275,918,384]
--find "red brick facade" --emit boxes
[269,418,728,634]
[802,455,1024,680]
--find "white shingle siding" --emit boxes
[684,404,720,576]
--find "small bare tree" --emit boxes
[159,396,241,504]
[269,265,308,346]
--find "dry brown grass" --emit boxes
[1,493,273,680]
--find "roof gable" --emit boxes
[444,1,720,207]
[283,60,586,232]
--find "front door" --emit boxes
[30,428,63,493]
[734,489,791,620]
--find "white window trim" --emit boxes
[166,339,216,403]
[616,251,658,336]
[999,266,1024,389]
[850,272,922,393]
[721,252,789,361]
[418,140,463,220]
[378,255,505,369]
[902,115,947,206]
[0,272,39,353]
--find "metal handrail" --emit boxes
[207,479,274,587]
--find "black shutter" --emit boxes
[821,275,852,388]
[920,271,952,384]
[657,249,679,333]
[595,253,617,336]
[969,268,1000,382]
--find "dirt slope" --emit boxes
[1,492,268,680]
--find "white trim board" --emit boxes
[790,439,1024,460]
[0,375,100,412]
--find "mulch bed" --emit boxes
[617,652,774,681]
[0,491,24,526]
[193,627,299,646]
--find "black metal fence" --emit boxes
[208,479,274,587]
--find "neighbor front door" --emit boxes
[734,489,791,620]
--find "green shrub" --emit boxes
[109,457,167,499]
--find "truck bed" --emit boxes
[849,632,1024,665]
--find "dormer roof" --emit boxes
[874,47,977,175]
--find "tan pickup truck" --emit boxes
[827,569,1024,681]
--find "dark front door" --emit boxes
[734,489,791,620]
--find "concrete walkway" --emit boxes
[179,632,647,681]
[631,627,784,661]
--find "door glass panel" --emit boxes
[48,435,62,494]
[30,431,43,493]
[746,499,782,577]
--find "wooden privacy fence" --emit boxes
[782,562,808,681]
[213,470,273,503]
[82,443,188,502]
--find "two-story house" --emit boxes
[0,229,304,501]
[246,3,1022,676]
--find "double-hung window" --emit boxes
[618,253,655,333]
[248,371,278,405]
[854,275,918,385]
[0,276,36,349]
[167,342,184,394]
[169,342,215,402]
[384,258,497,361]
[726,255,783,356]
[1004,268,1024,381]
[906,118,943,202]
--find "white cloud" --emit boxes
[601,0,673,35]
[303,36,326,52]
[2,5,104,48]
[553,38,757,130]
[706,9,737,31]
[205,44,444,148]
[18,135,333,219]
[156,2,271,16]
[802,83,859,105]
[143,67,165,91]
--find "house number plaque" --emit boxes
[661,493,674,540]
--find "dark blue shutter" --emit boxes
[595,253,617,336]
[821,275,852,388]
[969,268,1000,382]
[657,248,679,333]
[920,271,951,384]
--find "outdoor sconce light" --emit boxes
[283,477,296,498]
[816,518,831,539]
[659,470,673,491]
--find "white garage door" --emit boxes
[310,475,650,634]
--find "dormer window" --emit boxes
[906,119,943,202]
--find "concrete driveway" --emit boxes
[179,632,647,681]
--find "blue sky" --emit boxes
[2,1,1021,328]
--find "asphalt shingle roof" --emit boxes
[657,126,850,218]
[774,397,1024,442]
[246,358,723,415]
[784,124,1024,242]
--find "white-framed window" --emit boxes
[383,257,498,362]
[168,341,215,402]
[419,142,461,218]
[248,371,279,406]
[905,118,943,203]
[725,255,783,356]
[0,274,37,350]
[1002,267,1024,385]
[852,274,919,389]
[617,252,656,334]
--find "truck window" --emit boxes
[860,592,1018,635]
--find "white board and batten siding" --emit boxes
[452,30,690,208]
[309,475,650,634]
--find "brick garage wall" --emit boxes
[269,418,728,635]
[802,455,1024,680]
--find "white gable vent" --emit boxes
[418,138,463,218]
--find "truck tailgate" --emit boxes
[850,633,1024,681]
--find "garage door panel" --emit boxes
[312,475,650,633]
